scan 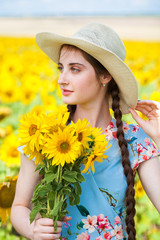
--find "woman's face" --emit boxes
[58,47,104,107]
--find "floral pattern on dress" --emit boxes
[105,120,160,173]
[76,214,124,240]
[18,118,160,240]
[99,188,118,208]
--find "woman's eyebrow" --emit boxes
[58,62,85,66]
[69,63,84,66]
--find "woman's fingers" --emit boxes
[62,216,72,222]
[136,100,160,110]
[33,218,63,239]
[135,100,160,118]
[38,226,62,233]
[136,104,153,112]
[33,217,72,240]
[135,106,150,116]
[129,108,145,126]
[36,218,62,227]
[38,233,61,239]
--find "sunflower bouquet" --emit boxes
[18,106,110,230]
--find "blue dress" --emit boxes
[18,118,160,240]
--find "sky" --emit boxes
[0,0,160,17]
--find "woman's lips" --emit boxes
[61,89,73,96]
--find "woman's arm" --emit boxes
[11,154,62,240]
[129,100,160,146]
[129,100,160,213]
[137,156,160,213]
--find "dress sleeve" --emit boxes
[17,146,24,154]
[17,145,35,161]
[126,124,160,171]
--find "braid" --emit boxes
[108,79,136,239]
[67,104,76,124]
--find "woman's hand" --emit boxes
[31,216,71,240]
[129,100,160,144]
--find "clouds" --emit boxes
[0,0,159,16]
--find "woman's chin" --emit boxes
[62,100,77,105]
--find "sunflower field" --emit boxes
[0,36,160,240]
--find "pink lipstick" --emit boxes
[62,89,73,96]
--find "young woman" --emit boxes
[11,23,160,240]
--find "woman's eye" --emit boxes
[71,67,80,72]
[57,66,63,72]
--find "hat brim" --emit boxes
[36,32,138,114]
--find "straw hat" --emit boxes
[36,23,138,114]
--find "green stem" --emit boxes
[46,159,52,217]
[57,165,62,214]
[53,165,63,231]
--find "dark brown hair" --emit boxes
[60,44,136,239]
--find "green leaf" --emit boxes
[48,190,56,209]
[67,227,71,235]
[50,200,64,217]
[64,170,77,178]
[73,182,82,195]
[39,168,45,175]
[30,204,42,223]
[76,205,89,217]
[45,172,57,183]
[69,195,75,206]
[73,194,80,205]
[38,183,52,198]
[59,186,72,196]
[35,163,44,172]
[76,222,81,230]
[77,221,84,228]
[76,173,85,182]
[62,175,77,183]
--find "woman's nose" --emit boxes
[58,71,69,85]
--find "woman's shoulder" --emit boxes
[123,121,160,171]
[104,118,140,140]
[105,118,160,170]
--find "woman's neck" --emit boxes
[72,101,111,132]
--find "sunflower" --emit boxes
[0,176,18,225]
[23,144,43,165]
[0,125,13,139]
[135,180,145,198]
[0,133,20,167]
[72,119,92,152]
[83,140,110,174]
[91,127,106,143]
[0,107,11,121]
[18,112,49,152]
[31,105,46,116]
[43,127,81,167]
[53,105,68,117]
[45,109,70,134]
[41,94,57,111]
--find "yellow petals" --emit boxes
[18,112,49,152]
[135,180,145,198]
[0,176,18,225]
[0,134,20,167]
[0,107,11,121]
[43,127,81,167]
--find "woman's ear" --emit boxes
[101,71,112,85]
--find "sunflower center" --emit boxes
[25,92,32,99]
[0,181,17,208]
[60,142,70,153]
[78,132,83,142]
[10,147,19,158]
[29,124,38,136]
[6,91,13,97]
